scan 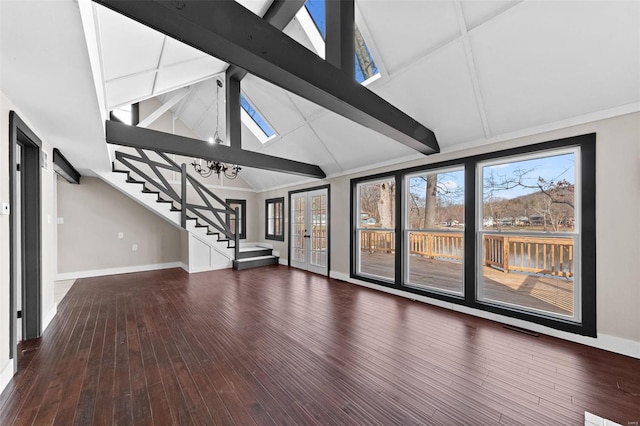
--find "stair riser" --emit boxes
[233,257,279,270]
[237,249,273,259]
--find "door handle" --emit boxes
[303,235,311,238]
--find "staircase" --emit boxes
[233,246,279,270]
[97,147,278,271]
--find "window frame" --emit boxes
[226,199,246,240]
[354,175,399,283]
[350,133,596,337]
[265,197,285,241]
[404,165,466,297]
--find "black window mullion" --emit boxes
[463,159,476,307]
[395,172,404,287]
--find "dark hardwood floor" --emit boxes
[1,266,638,425]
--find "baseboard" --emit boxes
[43,303,57,332]
[279,258,288,266]
[0,359,14,398]
[188,263,232,274]
[179,262,189,273]
[330,271,640,359]
[56,262,182,280]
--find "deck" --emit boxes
[360,252,574,316]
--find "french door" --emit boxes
[290,187,329,275]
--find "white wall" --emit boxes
[256,112,640,356]
[56,176,182,278]
[0,90,57,390]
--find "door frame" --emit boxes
[9,111,42,373]
[288,184,330,276]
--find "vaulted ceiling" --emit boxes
[1,1,639,191]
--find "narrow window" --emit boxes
[406,167,465,295]
[265,197,285,241]
[356,177,396,282]
[226,199,246,240]
[477,149,580,321]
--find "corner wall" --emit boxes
[256,112,640,357]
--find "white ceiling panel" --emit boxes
[471,0,640,135]
[259,126,339,172]
[357,0,460,75]
[154,57,225,95]
[98,5,165,81]
[159,36,208,67]
[242,75,307,134]
[106,74,154,109]
[309,112,417,172]
[373,40,486,146]
[461,0,522,31]
[239,167,315,192]
[178,96,210,130]
[285,91,326,121]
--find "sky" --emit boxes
[407,152,576,204]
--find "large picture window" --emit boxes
[478,149,580,321]
[356,177,396,282]
[406,167,465,295]
[351,134,595,336]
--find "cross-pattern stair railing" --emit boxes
[114,148,239,259]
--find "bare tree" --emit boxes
[378,181,395,228]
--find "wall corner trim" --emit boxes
[329,271,640,359]
[0,359,14,399]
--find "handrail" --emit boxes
[114,148,238,254]
[358,229,574,278]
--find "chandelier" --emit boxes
[191,78,241,180]
[191,159,241,179]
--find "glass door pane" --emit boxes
[291,195,306,264]
[310,193,327,268]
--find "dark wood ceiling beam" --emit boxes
[105,120,326,178]
[93,0,440,155]
[53,148,81,184]
[326,0,354,77]
[225,74,242,150]
[227,0,307,81]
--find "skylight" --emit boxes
[301,0,379,84]
[240,94,275,143]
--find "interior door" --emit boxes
[290,188,328,275]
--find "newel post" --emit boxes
[502,236,510,273]
[180,163,187,228]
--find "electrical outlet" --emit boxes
[118,232,124,239]
[132,244,138,251]
[57,217,64,224]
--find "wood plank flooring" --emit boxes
[1,266,638,425]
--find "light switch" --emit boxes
[1,202,9,215]
[132,244,138,251]
[118,232,124,239]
